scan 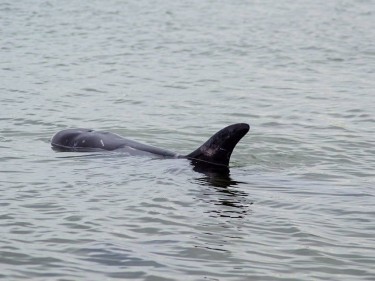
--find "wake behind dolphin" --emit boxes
[51,123,249,172]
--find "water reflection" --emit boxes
[192,165,253,218]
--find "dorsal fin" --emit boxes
[186,123,249,167]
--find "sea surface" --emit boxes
[1,0,374,280]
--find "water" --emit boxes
[1,0,374,280]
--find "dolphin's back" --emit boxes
[51,129,178,157]
[51,123,249,168]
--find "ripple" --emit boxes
[1,0,374,280]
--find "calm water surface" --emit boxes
[1,0,374,280]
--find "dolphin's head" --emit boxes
[51,128,92,151]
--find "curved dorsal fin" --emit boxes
[186,123,249,167]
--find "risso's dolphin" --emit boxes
[51,123,249,173]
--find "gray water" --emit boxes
[1,0,374,280]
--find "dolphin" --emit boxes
[51,123,249,172]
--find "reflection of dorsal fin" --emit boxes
[186,123,249,167]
